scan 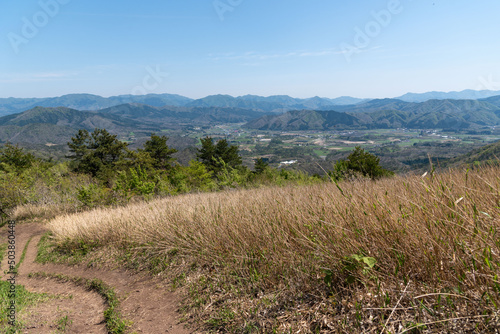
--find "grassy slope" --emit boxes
[447,139,500,166]
[44,167,500,333]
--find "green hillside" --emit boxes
[447,140,500,166]
[246,98,500,130]
[244,109,359,130]
[0,104,269,146]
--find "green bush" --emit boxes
[329,146,393,181]
[0,171,27,215]
[0,143,36,172]
[215,158,249,189]
[168,161,217,193]
[114,167,156,200]
[77,184,113,208]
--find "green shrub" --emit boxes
[77,184,112,208]
[0,143,36,172]
[329,146,393,181]
[114,167,156,200]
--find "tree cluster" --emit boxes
[196,137,242,174]
[68,129,178,181]
[329,146,394,181]
[0,143,36,173]
[0,130,394,219]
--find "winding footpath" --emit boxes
[1,222,192,333]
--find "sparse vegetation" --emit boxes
[56,314,72,332]
[28,272,131,334]
[0,281,54,333]
[0,243,7,263]
[14,236,33,272]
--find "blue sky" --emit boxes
[1,0,500,99]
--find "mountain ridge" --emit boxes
[395,89,500,102]
[0,104,274,145]
[2,90,500,116]
[245,98,500,131]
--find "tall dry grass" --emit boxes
[47,166,500,332]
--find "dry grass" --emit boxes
[46,166,500,332]
[11,171,96,222]
[13,202,81,223]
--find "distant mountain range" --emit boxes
[245,98,500,131]
[0,104,270,145]
[3,89,500,117]
[395,90,500,103]
[184,94,369,112]
[0,93,369,116]
[2,90,500,145]
[0,94,192,117]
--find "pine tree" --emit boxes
[254,158,268,174]
[197,137,242,173]
[0,143,36,172]
[67,128,128,178]
[142,134,177,170]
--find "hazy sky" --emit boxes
[1,0,500,99]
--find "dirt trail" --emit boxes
[1,222,192,333]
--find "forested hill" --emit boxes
[244,110,360,130]
[2,91,500,117]
[246,98,500,130]
[0,93,193,116]
[0,93,366,116]
[0,104,271,145]
[2,96,500,145]
[445,140,500,167]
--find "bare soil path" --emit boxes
[1,222,192,333]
